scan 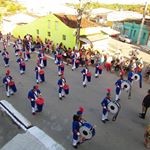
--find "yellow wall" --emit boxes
[13,14,76,49]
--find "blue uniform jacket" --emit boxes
[72,120,80,140]
[115,79,122,94]
[128,71,134,82]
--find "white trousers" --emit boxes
[102,112,108,121]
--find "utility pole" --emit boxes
[75,0,90,50]
[137,1,148,45]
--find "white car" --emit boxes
[119,35,132,44]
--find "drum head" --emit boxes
[121,81,130,91]
[108,102,118,114]
[133,74,140,81]
[79,123,94,140]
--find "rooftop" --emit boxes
[54,14,99,28]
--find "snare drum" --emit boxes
[79,122,95,140]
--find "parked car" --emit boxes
[118,35,132,44]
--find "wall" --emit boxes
[13,14,76,49]
[122,22,149,45]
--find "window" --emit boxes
[48,32,51,37]
[123,28,129,35]
[48,20,50,29]
[36,29,39,35]
[133,30,136,37]
[62,35,66,40]
[143,32,146,39]
[55,21,58,30]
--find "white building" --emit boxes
[2,13,37,34]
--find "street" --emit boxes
[0,42,150,150]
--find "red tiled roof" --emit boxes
[54,14,99,28]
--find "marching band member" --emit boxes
[57,60,62,76]
[38,50,44,68]
[127,68,134,99]
[25,49,31,60]
[57,61,65,76]
[139,89,150,119]
[115,75,123,101]
[54,49,58,64]
[17,54,26,74]
[13,41,20,56]
[72,51,80,71]
[35,95,45,112]
[57,75,66,100]
[72,114,81,149]
[3,70,17,97]
[56,52,62,65]
[2,49,9,67]
[76,107,85,124]
[28,85,41,115]
[16,35,22,51]
[135,64,143,88]
[35,63,45,83]
[95,63,103,78]
[101,92,111,123]
[43,53,47,67]
[81,66,91,87]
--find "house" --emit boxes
[13,13,107,49]
[116,18,150,46]
[1,13,37,34]
[87,8,114,26]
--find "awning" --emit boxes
[79,37,92,45]
[100,27,120,36]
[86,34,108,42]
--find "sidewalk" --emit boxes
[108,38,150,64]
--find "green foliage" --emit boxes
[0,0,26,16]
[66,2,150,15]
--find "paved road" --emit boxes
[0,43,150,150]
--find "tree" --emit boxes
[0,0,26,16]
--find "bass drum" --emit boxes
[107,101,120,114]
[121,80,130,91]
[79,122,95,140]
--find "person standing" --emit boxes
[139,89,150,119]
[95,63,103,78]
[3,70,17,97]
[38,50,44,68]
[17,54,26,74]
[127,68,134,99]
[115,76,123,101]
[35,63,45,83]
[72,114,80,149]
[101,92,111,123]
[57,75,67,100]
[2,49,9,67]
[36,95,45,112]
[81,66,91,87]
[27,85,41,115]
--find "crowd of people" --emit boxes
[0,32,150,149]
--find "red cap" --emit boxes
[107,88,111,93]
[18,51,22,56]
[35,85,39,89]
[6,69,10,75]
[79,107,84,112]
[33,85,39,90]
